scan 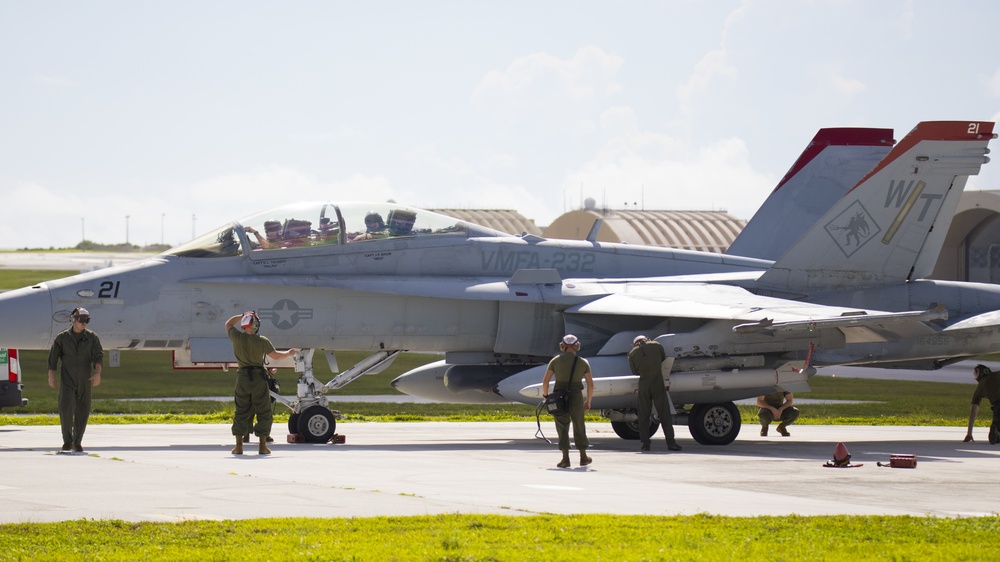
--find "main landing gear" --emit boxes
[271,348,402,443]
[603,401,742,446]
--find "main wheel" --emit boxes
[611,420,659,440]
[287,413,300,436]
[296,406,336,443]
[688,402,741,445]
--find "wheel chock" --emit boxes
[285,433,346,444]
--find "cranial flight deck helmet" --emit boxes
[559,334,580,352]
[71,307,91,324]
[632,335,649,347]
[364,211,385,230]
[240,311,261,332]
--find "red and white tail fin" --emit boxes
[727,127,894,261]
[759,121,996,292]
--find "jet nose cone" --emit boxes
[0,284,53,349]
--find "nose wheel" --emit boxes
[295,405,336,443]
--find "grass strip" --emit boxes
[0,514,997,561]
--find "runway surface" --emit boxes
[2,422,998,523]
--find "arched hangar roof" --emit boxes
[543,209,747,254]
[431,209,542,236]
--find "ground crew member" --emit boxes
[47,306,103,453]
[757,391,799,436]
[964,364,1000,444]
[628,335,681,452]
[226,312,298,455]
[541,334,595,468]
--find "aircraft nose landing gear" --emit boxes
[274,347,402,444]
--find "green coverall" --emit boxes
[758,391,800,428]
[548,351,591,452]
[48,328,103,449]
[228,326,276,439]
[970,369,1000,444]
[628,340,678,447]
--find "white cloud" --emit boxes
[561,131,772,222]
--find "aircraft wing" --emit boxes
[565,283,945,343]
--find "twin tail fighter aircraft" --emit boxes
[0,120,994,446]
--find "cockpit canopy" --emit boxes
[165,202,509,258]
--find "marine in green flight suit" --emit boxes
[541,334,595,468]
[964,364,1000,444]
[226,312,299,455]
[47,307,103,453]
[628,335,681,452]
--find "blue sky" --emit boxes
[2,1,999,249]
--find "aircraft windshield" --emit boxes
[163,224,243,258]
[164,202,505,258]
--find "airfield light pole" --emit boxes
[161,213,165,245]
[125,215,130,245]
[192,214,196,239]
[81,218,85,244]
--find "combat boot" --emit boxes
[667,440,682,451]
[777,423,790,437]
[259,437,271,455]
[232,436,244,455]
[557,449,570,468]
[760,424,768,436]
[579,450,592,466]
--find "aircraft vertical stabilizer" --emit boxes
[758,121,995,292]
[727,127,894,261]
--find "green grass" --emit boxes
[0,514,997,561]
[0,269,78,291]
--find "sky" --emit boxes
[2,0,1000,250]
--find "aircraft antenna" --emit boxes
[585,218,603,242]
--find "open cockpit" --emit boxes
[164,202,509,258]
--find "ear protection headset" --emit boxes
[240,311,261,332]
[559,334,580,352]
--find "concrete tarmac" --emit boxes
[2,421,999,523]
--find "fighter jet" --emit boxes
[0,120,994,447]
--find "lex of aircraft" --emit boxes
[0,120,994,446]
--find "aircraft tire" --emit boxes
[688,402,741,445]
[610,420,659,440]
[287,413,300,436]
[297,406,336,443]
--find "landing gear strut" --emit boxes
[272,348,402,443]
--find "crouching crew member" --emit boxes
[757,391,799,437]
